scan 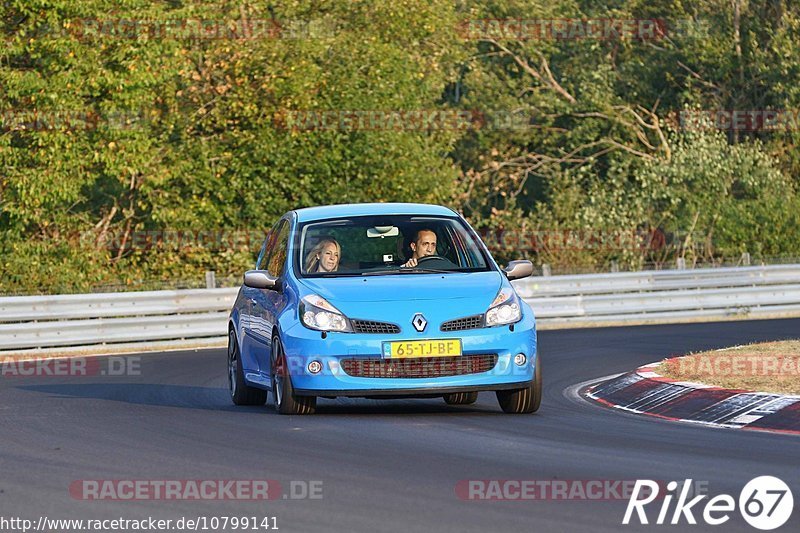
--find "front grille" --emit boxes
[340,354,498,378]
[352,319,401,334]
[440,314,484,331]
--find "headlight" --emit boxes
[485,287,521,326]
[300,295,352,332]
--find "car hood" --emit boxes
[297,271,503,304]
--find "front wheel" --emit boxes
[496,354,541,414]
[271,334,316,415]
[228,329,268,406]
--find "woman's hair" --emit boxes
[304,238,341,273]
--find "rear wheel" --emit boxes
[228,329,268,406]
[443,391,479,405]
[496,354,541,414]
[271,334,316,415]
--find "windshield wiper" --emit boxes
[306,272,365,278]
[359,268,449,276]
[404,267,450,274]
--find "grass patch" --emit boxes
[656,340,800,395]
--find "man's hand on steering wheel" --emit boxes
[402,255,445,267]
[416,255,445,263]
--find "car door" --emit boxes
[241,228,275,375]
[251,217,291,379]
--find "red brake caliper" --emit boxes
[275,352,287,377]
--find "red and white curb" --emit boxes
[585,360,800,436]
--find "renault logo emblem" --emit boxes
[412,313,427,332]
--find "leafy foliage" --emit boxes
[1,0,799,293]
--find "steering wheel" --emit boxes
[417,255,447,263]
[412,255,459,269]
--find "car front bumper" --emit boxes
[279,314,537,397]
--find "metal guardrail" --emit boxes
[0,289,237,322]
[514,264,800,325]
[1,264,799,351]
[0,289,238,350]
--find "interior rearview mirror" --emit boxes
[367,225,400,238]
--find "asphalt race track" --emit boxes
[2,318,799,533]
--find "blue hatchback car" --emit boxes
[227,203,539,415]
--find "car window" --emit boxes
[296,215,491,277]
[255,230,272,270]
[266,219,290,277]
[256,220,283,269]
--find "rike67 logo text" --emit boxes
[624,476,793,530]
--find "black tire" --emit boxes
[271,334,316,415]
[228,329,268,406]
[443,391,479,405]
[496,354,541,414]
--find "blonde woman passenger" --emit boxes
[305,238,341,273]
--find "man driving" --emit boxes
[402,229,437,268]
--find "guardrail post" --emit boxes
[205,271,216,289]
[741,252,751,266]
[676,257,686,270]
[610,261,619,273]
[541,264,551,277]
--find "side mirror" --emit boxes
[243,270,278,290]
[503,260,533,281]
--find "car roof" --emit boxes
[293,203,459,223]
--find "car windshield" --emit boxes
[296,215,492,277]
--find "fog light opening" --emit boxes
[307,360,322,374]
[513,353,527,366]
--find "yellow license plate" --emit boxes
[382,339,462,358]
